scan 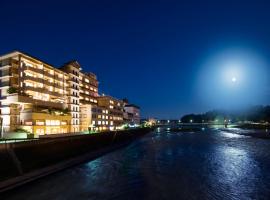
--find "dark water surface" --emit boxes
[2,128,270,200]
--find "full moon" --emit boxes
[232,77,237,82]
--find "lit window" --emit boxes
[36,120,44,125]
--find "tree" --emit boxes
[7,87,17,94]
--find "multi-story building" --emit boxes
[123,104,140,125]
[93,95,124,131]
[0,51,71,135]
[90,106,111,131]
[0,51,135,137]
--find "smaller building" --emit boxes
[123,104,140,125]
[90,106,112,131]
[96,95,124,130]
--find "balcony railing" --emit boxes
[0,70,11,77]
[0,81,10,87]
[24,66,42,74]
[24,86,64,98]
[4,94,65,109]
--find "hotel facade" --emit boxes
[0,51,139,137]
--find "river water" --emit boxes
[2,128,270,200]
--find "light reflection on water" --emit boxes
[220,131,250,138]
[3,129,270,200]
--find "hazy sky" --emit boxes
[1,0,270,118]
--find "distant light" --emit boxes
[190,119,193,123]
[232,77,237,82]
[179,120,181,123]
[167,120,170,123]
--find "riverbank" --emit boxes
[234,123,270,130]
[219,127,270,139]
[0,127,152,193]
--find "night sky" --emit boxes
[1,0,270,118]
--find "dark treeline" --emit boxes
[181,105,270,123]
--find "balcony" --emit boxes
[43,70,55,79]
[23,86,64,99]
[0,59,11,69]
[44,80,54,87]
[24,76,44,84]
[0,70,12,78]
[24,66,42,74]
[0,81,10,88]
[54,75,64,82]
[54,83,64,89]
[20,112,71,122]
[1,94,65,109]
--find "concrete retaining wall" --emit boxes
[0,128,152,192]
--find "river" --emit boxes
[2,128,270,200]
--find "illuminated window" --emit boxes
[25,121,33,125]
[36,120,45,125]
